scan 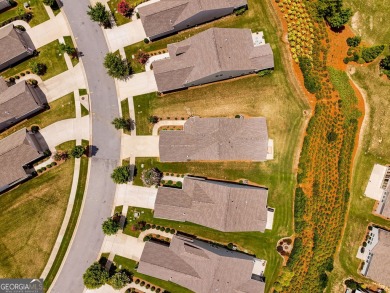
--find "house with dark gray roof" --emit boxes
[358,227,390,287]
[152,27,274,93]
[154,177,269,232]
[0,81,47,132]
[159,117,270,162]
[137,0,247,40]
[138,235,266,293]
[0,24,35,71]
[0,128,46,193]
[0,0,11,12]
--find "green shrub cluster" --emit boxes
[361,45,385,63]
[299,57,321,94]
[346,36,361,47]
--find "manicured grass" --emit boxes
[64,36,79,67]
[56,140,76,152]
[327,62,390,291]
[133,92,156,135]
[123,46,146,74]
[107,0,132,26]
[0,158,74,278]
[121,98,131,134]
[0,92,75,140]
[113,255,194,293]
[43,153,89,290]
[81,104,89,117]
[0,0,49,27]
[2,40,68,81]
[79,89,88,96]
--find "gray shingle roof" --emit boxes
[138,235,265,293]
[0,0,11,11]
[0,24,33,67]
[0,128,43,187]
[159,117,269,162]
[153,28,274,92]
[138,0,247,38]
[0,81,45,124]
[154,177,268,232]
[366,229,390,287]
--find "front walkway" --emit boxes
[104,20,146,52]
[40,116,90,151]
[152,120,186,135]
[117,71,157,100]
[115,184,157,209]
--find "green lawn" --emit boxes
[56,140,76,152]
[124,46,146,74]
[0,158,75,278]
[81,104,89,117]
[0,92,75,140]
[112,255,193,293]
[121,98,131,135]
[2,40,68,81]
[107,0,132,26]
[64,36,79,67]
[327,61,390,291]
[0,0,49,27]
[43,154,90,290]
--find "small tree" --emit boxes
[103,53,131,79]
[380,55,390,70]
[135,50,150,65]
[87,2,111,27]
[108,271,131,289]
[29,61,47,75]
[112,117,129,130]
[83,262,109,289]
[141,168,163,187]
[70,145,85,158]
[346,36,361,47]
[102,217,120,235]
[111,166,131,184]
[59,43,76,56]
[362,45,385,63]
[117,0,133,17]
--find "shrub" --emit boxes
[38,169,43,173]
[257,69,273,77]
[346,36,361,47]
[135,50,150,65]
[156,289,161,293]
[141,168,163,186]
[47,164,53,168]
[143,235,151,242]
[380,55,390,70]
[52,162,57,166]
[71,145,85,158]
[145,224,151,229]
[111,166,131,184]
[326,131,338,142]
[176,181,182,188]
[83,262,109,289]
[361,45,385,63]
[146,284,150,289]
[21,72,25,76]
[167,180,173,185]
[117,0,133,17]
[112,117,130,130]
[102,217,120,235]
[144,38,150,44]
[151,286,156,291]
[29,61,47,75]
[31,125,39,133]
[165,228,171,233]
[59,42,76,56]
[135,279,140,284]
[140,281,145,287]
[42,167,47,171]
[9,77,15,82]
[15,75,20,79]
[362,241,367,247]
[234,6,247,16]
[103,53,131,79]
[108,271,131,290]
[227,243,234,250]
[159,226,165,231]
[170,229,175,234]
[298,57,321,93]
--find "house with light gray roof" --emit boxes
[159,116,270,162]
[154,176,269,232]
[0,128,46,193]
[137,0,247,40]
[0,24,35,71]
[152,27,274,92]
[138,235,266,293]
[0,80,47,132]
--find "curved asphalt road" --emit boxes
[51,2,121,292]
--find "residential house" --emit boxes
[159,117,270,162]
[357,227,390,287]
[138,235,266,293]
[0,24,35,71]
[154,176,270,232]
[152,27,274,93]
[137,0,247,40]
[0,128,46,193]
[364,164,390,218]
[0,0,11,12]
[0,80,47,132]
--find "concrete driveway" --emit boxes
[40,116,90,150]
[121,135,159,158]
[42,64,87,102]
[118,71,157,99]
[105,19,146,52]
[101,234,145,261]
[28,13,70,48]
[115,184,157,209]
